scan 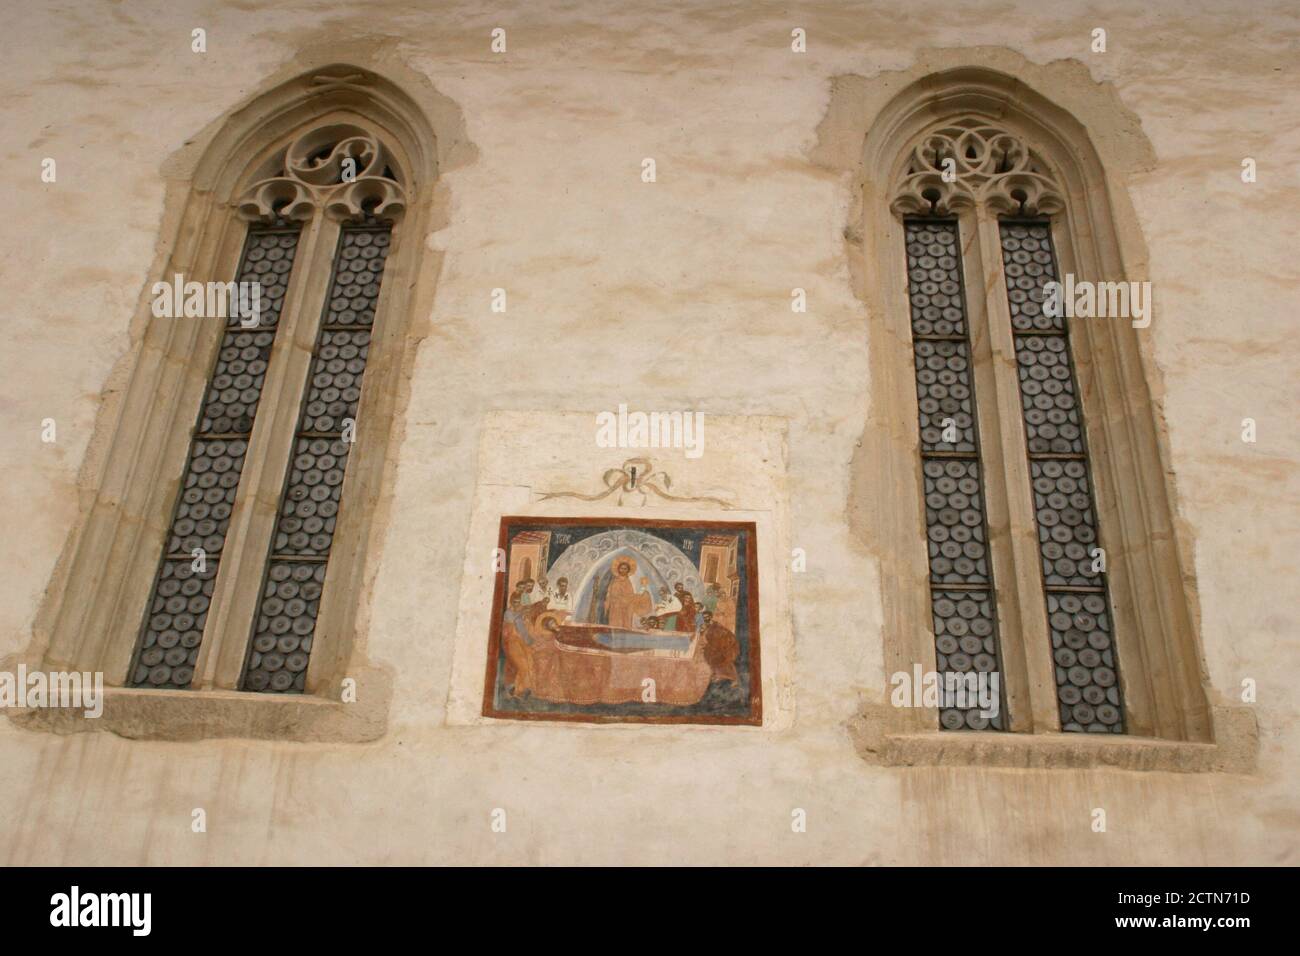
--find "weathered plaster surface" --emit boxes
[0,0,1296,864]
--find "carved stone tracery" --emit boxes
[890,119,1064,219]
[237,123,407,223]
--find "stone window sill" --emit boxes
[5,665,391,743]
[850,704,1258,774]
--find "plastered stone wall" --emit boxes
[0,0,1296,864]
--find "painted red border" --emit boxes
[481,516,762,726]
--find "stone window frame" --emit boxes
[20,63,451,741]
[850,67,1255,771]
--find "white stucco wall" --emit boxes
[0,0,1296,864]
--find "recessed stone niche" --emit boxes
[445,410,795,729]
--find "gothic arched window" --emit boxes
[32,66,444,734]
[128,124,406,693]
[861,69,1213,744]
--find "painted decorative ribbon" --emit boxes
[538,458,734,509]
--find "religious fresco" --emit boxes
[482,517,761,725]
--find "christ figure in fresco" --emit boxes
[604,558,652,629]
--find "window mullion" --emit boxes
[942,210,1031,733]
[968,205,1061,733]
[197,211,344,690]
[903,215,1010,731]
[239,218,394,693]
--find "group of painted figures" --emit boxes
[508,556,738,635]
[501,555,743,704]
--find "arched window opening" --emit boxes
[34,65,442,717]
[864,69,1212,743]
